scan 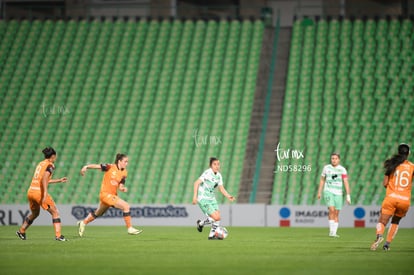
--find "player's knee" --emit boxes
[379,215,391,225]
[211,212,221,221]
[49,207,59,218]
[124,205,130,212]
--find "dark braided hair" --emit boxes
[42,147,56,159]
[384,144,410,176]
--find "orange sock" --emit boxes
[386,224,398,243]
[123,213,132,228]
[376,222,385,236]
[52,218,62,237]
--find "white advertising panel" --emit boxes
[1,204,413,228]
[266,205,414,228]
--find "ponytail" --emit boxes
[384,144,410,176]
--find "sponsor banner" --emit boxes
[266,205,414,228]
[0,204,229,227]
[1,204,414,228]
[266,205,331,227]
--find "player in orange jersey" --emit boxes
[16,147,68,241]
[77,153,142,236]
[371,143,414,251]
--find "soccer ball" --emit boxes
[214,226,228,239]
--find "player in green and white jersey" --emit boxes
[192,157,235,240]
[317,152,351,237]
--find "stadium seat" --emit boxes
[272,17,414,205]
[0,17,266,204]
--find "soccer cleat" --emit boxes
[329,233,340,238]
[127,227,143,235]
[77,221,85,237]
[55,235,67,241]
[370,236,384,251]
[16,231,26,240]
[383,244,390,251]
[196,220,203,232]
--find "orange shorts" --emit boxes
[27,189,56,211]
[99,192,120,207]
[381,196,410,217]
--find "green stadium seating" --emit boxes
[0,18,264,205]
[272,17,414,206]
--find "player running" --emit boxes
[16,147,68,241]
[317,152,351,237]
[192,157,235,240]
[371,143,414,251]
[77,153,142,236]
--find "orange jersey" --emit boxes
[99,164,127,196]
[29,159,55,192]
[385,160,414,202]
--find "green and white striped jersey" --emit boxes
[197,168,223,201]
[321,164,348,195]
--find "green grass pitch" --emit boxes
[1,226,413,275]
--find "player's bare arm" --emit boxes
[119,183,128,192]
[344,178,351,204]
[80,164,102,175]
[41,171,51,205]
[219,185,235,202]
[317,176,325,199]
[49,177,68,184]
[192,179,202,204]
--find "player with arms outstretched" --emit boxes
[16,147,68,241]
[371,143,414,251]
[192,157,235,240]
[77,153,142,236]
